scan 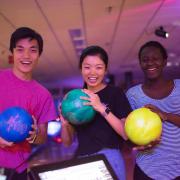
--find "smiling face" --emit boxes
[12,38,40,80]
[139,46,167,81]
[81,55,107,91]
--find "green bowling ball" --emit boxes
[61,89,95,125]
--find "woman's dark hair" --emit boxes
[9,27,43,55]
[138,41,168,60]
[79,45,108,69]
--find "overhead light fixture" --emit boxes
[155,26,169,38]
[69,29,86,57]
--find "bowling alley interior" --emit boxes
[0,0,180,180]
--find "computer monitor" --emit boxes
[0,174,6,180]
[30,154,117,180]
[0,168,14,180]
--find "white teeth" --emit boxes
[21,61,31,64]
[88,77,97,83]
[89,77,97,80]
[148,68,156,71]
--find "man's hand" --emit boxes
[0,137,13,148]
[26,116,38,144]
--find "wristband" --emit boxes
[101,106,111,117]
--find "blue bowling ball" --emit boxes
[0,107,33,143]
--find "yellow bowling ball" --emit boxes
[125,107,162,146]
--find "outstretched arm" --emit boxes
[101,111,127,140]
[82,89,127,140]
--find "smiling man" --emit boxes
[0,27,57,179]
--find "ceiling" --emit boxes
[0,0,180,90]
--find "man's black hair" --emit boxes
[9,27,43,55]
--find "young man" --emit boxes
[0,27,57,179]
[126,41,180,180]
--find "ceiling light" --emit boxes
[155,26,169,38]
[69,29,86,57]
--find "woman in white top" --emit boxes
[126,41,180,180]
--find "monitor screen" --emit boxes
[0,175,6,180]
[30,154,117,180]
[0,168,13,180]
